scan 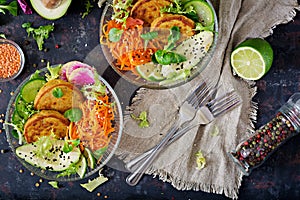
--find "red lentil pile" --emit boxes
[0,43,21,79]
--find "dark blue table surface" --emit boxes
[0,1,299,200]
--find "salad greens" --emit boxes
[80,73,107,100]
[130,111,149,128]
[161,0,198,21]
[63,139,81,153]
[48,181,59,189]
[195,150,206,170]
[152,26,186,65]
[82,0,94,19]
[0,0,17,16]
[80,172,108,192]
[0,33,6,38]
[93,146,108,160]
[45,63,62,81]
[57,162,77,178]
[22,22,55,51]
[34,134,56,158]
[111,0,133,25]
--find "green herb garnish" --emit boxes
[22,22,54,51]
[130,111,149,128]
[0,0,17,16]
[140,31,158,50]
[64,108,83,122]
[63,139,81,153]
[52,88,64,98]
[108,28,124,42]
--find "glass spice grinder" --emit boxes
[230,93,300,175]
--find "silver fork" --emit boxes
[125,90,241,174]
[125,80,216,186]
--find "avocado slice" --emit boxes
[30,0,72,20]
[16,140,81,171]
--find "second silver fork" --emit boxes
[125,90,241,175]
[125,80,215,186]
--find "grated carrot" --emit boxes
[101,18,162,75]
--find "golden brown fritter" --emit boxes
[34,79,84,113]
[130,0,172,27]
[24,110,70,143]
[150,14,195,45]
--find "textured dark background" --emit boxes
[0,1,300,199]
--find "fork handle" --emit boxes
[126,123,179,186]
[125,107,213,172]
[125,122,200,172]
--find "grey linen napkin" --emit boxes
[100,0,299,199]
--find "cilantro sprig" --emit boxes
[22,22,54,51]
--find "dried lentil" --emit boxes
[0,43,21,78]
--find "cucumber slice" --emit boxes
[184,0,215,27]
[12,109,22,124]
[15,94,28,119]
[20,79,46,103]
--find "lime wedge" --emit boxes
[230,38,273,80]
[136,63,165,82]
[83,148,96,169]
[184,0,215,27]
[76,155,87,179]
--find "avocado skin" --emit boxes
[30,0,72,20]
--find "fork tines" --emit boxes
[207,90,241,117]
[187,80,216,107]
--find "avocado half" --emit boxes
[30,0,72,20]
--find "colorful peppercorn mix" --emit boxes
[230,93,300,175]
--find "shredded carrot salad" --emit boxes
[101,17,162,74]
[68,95,115,157]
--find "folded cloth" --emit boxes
[96,0,299,198]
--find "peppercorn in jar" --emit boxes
[230,93,300,175]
